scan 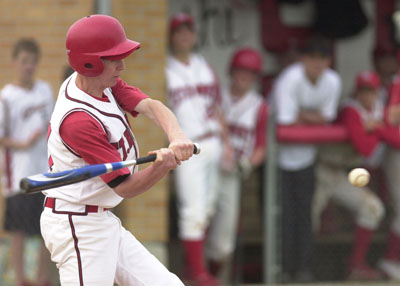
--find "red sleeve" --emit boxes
[111,79,149,117]
[337,107,380,157]
[59,111,130,184]
[376,125,400,149]
[255,102,268,148]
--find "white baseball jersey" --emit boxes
[45,73,139,208]
[166,53,221,140]
[0,80,54,196]
[273,62,342,170]
[220,87,264,160]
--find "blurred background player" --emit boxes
[205,47,267,280]
[272,36,342,283]
[314,71,385,281]
[0,38,53,286]
[166,13,228,286]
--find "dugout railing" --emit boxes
[263,107,350,284]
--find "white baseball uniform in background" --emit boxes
[41,73,184,286]
[206,87,265,261]
[0,80,54,196]
[313,98,385,232]
[166,53,222,240]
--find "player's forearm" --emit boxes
[0,129,43,150]
[113,164,168,199]
[138,98,186,142]
[297,110,328,125]
[216,106,231,145]
[250,147,265,167]
[0,137,28,149]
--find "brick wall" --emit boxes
[0,0,170,243]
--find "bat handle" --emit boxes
[136,143,200,165]
[193,143,200,155]
[136,153,157,165]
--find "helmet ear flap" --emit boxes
[68,54,104,77]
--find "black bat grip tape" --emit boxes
[136,144,199,165]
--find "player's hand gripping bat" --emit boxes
[20,144,200,194]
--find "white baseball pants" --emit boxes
[313,163,385,232]
[40,202,183,286]
[206,170,241,261]
[175,137,222,240]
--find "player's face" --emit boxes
[231,68,257,95]
[375,54,398,79]
[99,59,125,87]
[13,51,38,84]
[357,88,378,111]
[171,25,197,54]
[302,54,330,82]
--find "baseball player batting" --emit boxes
[40,15,193,286]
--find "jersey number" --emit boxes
[111,129,135,161]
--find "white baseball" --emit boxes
[348,168,370,187]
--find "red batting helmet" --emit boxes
[230,48,262,73]
[66,15,140,77]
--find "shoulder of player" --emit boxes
[0,83,17,97]
[61,110,106,132]
[35,79,54,97]
[321,68,341,86]
[276,62,303,83]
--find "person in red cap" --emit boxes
[205,47,267,280]
[40,14,194,285]
[315,71,386,280]
[166,13,228,286]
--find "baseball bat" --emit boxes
[20,144,200,194]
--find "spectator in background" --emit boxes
[272,36,341,283]
[314,71,385,281]
[205,47,267,279]
[0,39,53,286]
[166,13,228,286]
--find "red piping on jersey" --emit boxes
[5,149,12,189]
[68,215,84,286]
[64,79,138,159]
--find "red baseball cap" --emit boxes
[170,13,194,33]
[355,71,381,90]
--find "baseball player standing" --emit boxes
[40,15,193,286]
[0,38,53,286]
[314,71,385,280]
[205,47,267,278]
[166,13,227,286]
